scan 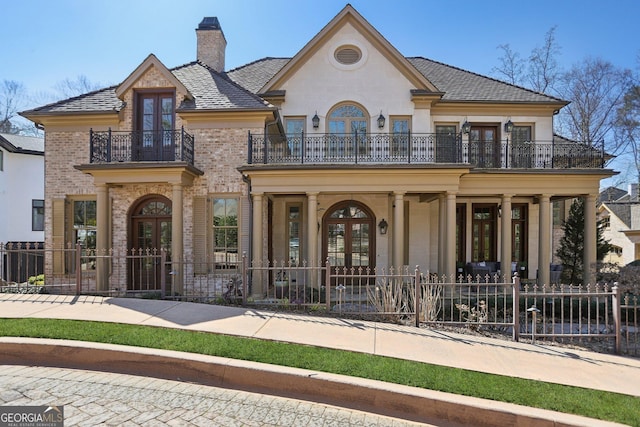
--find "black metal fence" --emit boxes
[248,132,605,169]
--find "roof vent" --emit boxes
[335,46,361,65]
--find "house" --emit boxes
[599,184,640,266]
[0,133,44,282]
[20,5,616,296]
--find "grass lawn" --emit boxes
[1,318,639,426]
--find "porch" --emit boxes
[248,132,606,169]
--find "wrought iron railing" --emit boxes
[248,132,606,169]
[89,128,195,164]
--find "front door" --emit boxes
[130,196,172,291]
[469,126,500,168]
[323,201,375,271]
[136,92,175,161]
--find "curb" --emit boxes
[0,338,624,427]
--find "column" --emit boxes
[445,192,457,279]
[501,194,513,281]
[171,183,184,295]
[95,183,109,292]
[583,194,597,285]
[393,192,405,267]
[251,192,264,297]
[538,194,551,285]
[307,193,319,288]
[438,194,446,275]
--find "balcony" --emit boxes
[248,133,606,169]
[89,128,194,165]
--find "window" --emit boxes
[601,215,611,229]
[74,200,97,250]
[285,117,305,158]
[511,205,527,263]
[390,117,410,158]
[136,91,175,161]
[472,205,497,262]
[32,199,44,231]
[213,197,239,268]
[435,125,457,162]
[327,104,368,157]
[511,125,533,167]
[287,204,302,265]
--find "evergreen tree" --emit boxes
[556,198,611,284]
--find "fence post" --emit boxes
[513,274,520,342]
[325,259,331,311]
[160,249,166,299]
[75,243,82,295]
[612,284,621,354]
[414,266,421,327]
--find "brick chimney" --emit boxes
[196,17,226,72]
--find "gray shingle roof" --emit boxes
[226,57,566,104]
[0,133,44,154]
[604,203,633,228]
[21,62,273,116]
[599,186,628,203]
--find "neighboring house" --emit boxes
[20,6,615,295]
[599,184,640,266]
[0,133,44,282]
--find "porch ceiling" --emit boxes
[75,163,204,186]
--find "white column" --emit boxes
[438,194,446,275]
[393,192,405,267]
[96,183,109,292]
[538,194,551,285]
[583,194,597,285]
[501,194,513,281]
[445,192,457,279]
[171,183,184,294]
[252,193,264,297]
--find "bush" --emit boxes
[27,274,45,286]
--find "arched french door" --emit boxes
[323,201,375,270]
[129,195,172,291]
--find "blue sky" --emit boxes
[4,0,638,100]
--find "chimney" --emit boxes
[629,183,639,202]
[196,17,226,72]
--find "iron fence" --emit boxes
[1,244,637,355]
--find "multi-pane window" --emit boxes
[327,104,368,157]
[511,125,533,167]
[32,199,44,231]
[511,205,527,264]
[435,125,457,162]
[284,117,305,158]
[287,204,302,265]
[390,117,410,157]
[74,200,97,250]
[213,197,239,268]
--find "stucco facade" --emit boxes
[22,5,615,295]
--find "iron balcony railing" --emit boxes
[89,128,195,165]
[248,132,606,169]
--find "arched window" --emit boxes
[326,103,369,158]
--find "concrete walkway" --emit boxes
[1,293,638,426]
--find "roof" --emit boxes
[603,203,633,228]
[227,56,566,105]
[599,186,628,203]
[21,61,273,118]
[0,133,44,154]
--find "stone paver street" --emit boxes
[0,365,432,426]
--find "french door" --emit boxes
[469,126,500,168]
[136,92,175,161]
[129,197,172,291]
[472,205,497,262]
[323,201,375,271]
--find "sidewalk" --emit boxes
[0,293,638,426]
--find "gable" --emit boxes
[260,5,438,95]
[115,54,192,100]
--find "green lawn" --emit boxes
[1,318,638,426]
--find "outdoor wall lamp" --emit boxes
[312,112,320,129]
[504,119,514,133]
[377,111,386,129]
[461,120,471,134]
[378,218,388,234]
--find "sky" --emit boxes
[3,0,639,184]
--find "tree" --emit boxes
[54,75,102,99]
[615,84,640,183]
[556,198,611,284]
[0,80,27,133]
[554,58,632,154]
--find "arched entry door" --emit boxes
[323,201,375,270]
[129,196,172,291]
